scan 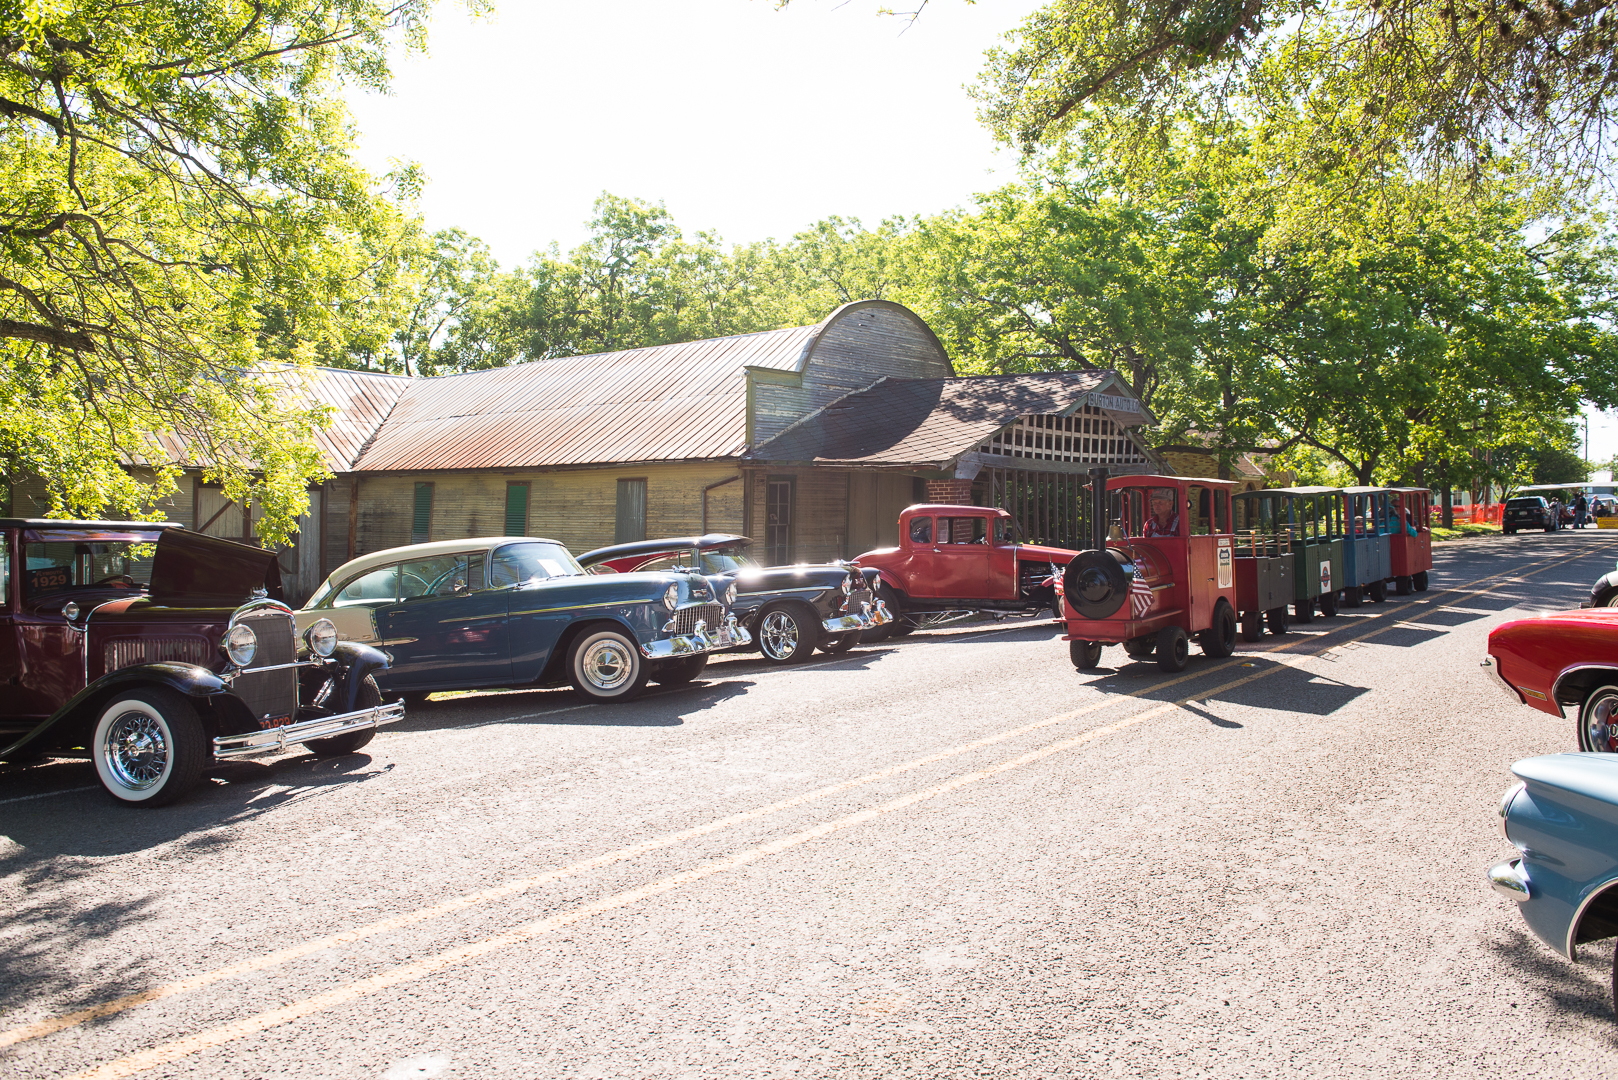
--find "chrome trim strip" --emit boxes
[1565,877,1618,960]
[211,700,406,759]
[1550,663,1618,714]
[638,615,753,659]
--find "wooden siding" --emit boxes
[846,472,918,555]
[348,463,750,562]
[744,467,855,564]
[798,305,953,419]
[7,470,193,527]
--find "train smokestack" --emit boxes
[1089,467,1109,551]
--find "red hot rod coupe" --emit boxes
[852,505,1079,632]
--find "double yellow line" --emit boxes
[10,542,1608,1079]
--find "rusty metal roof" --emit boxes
[350,324,819,472]
[746,371,1133,468]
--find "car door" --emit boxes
[377,551,512,690]
[924,516,991,600]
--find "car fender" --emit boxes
[1549,664,1618,717]
[868,570,906,595]
[332,640,391,712]
[0,662,227,760]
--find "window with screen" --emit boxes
[615,479,647,544]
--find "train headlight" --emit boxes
[224,623,257,667]
[304,618,339,658]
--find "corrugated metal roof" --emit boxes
[747,371,1128,468]
[351,324,819,472]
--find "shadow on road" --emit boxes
[1487,926,1618,1036]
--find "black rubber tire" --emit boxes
[1342,585,1362,608]
[875,584,912,637]
[91,688,207,807]
[1504,527,1516,535]
[1070,640,1103,670]
[1394,576,1411,596]
[1122,636,1156,659]
[1266,607,1289,636]
[1413,570,1429,592]
[568,627,652,703]
[1157,626,1190,672]
[652,654,708,685]
[1578,685,1618,753]
[819,633,859,654]
[307,675,381,757]
[1318,590,1339,618]
[756,603,819,664]
[1294,598,1314,623]
[1369,578,1387,603]
[1201,601,1237,657]
[1239,611,1263,642]
[886,615,917,638]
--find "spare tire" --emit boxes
[1061,549,1129,621]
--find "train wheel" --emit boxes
[1413,571,1429,592]
[1156,626,1190,672]
[1394,575,1411,596]
[1342,586,1362,607]
[1294,599,1314,623]
[1318,591,1339,618]
[1201,601,1237,657]
[1240,611,1263,642]
[1070,640,1103,670]
[1368,579,1388,603]
[1266,607,1289,635]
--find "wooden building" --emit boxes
[6,301,1166,602]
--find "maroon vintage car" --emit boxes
[0,519,403,806]
[1483,609,1618,752]
[853,504,1078,634]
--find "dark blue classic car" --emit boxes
[1490,752,1618,1014]
[296,536,749,703]
[577,534,890,665]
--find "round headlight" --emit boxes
[61,601,80,621]
[841,574,853,596]
[224,623,257,667]
[663,584,680,612]
[724,582,738,606]
[304,618,338,658]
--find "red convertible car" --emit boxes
[1484,610,1618,752]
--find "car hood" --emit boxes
[149,528,283,605]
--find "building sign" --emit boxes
[1086,392,1144,418]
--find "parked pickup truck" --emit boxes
[853,504,1078,635]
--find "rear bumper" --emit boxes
[823,600,892,634]
[1488,858,1531,901]
[212,700,406,759]
[641,614,752,659]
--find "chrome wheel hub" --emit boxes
[760,611,799,659]
[104,710,168,789]
[1589,695,1618,752]
[581,639,634,691]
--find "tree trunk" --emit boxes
[1439,459,1454,529]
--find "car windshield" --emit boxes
[24,540,157,599]
[1507,498,1544,509]
[699,548,757,573]
[491,542,582,586]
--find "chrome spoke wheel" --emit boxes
[760,610,800,660]
[581,638,634,692]
[1583,689,1618,753]
[103,710,168,790]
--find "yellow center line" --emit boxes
[5,542,1604,1062]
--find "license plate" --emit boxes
[715,628,733,646]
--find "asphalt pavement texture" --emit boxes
[4,531,1618,1078]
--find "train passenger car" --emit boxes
[1341,486,1394,605]
[1231,491,1294,639]
[1388,487,1433,593]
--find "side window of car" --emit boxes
[993,518,1010,544]
[398,553,486,599]
[909,517,933,545]
[335,566,399,607]
[969,518,988,544]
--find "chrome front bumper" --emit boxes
[212,700,406,759]
[822,600,892,634]
[1479,656,1522,703]
[640,614,753,659]
[1488,858,1531,901]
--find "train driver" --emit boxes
[1143,487,1181,537]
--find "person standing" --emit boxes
[1576,492,1589,529]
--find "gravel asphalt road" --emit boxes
[4,531,1618,1079]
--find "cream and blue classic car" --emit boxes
[297,536,749,703]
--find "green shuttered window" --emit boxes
[411,482,433,544]
[615,479,646,543]
[505,482,530,536]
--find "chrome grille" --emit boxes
[848,588,872,610]
[104,637,211,673]
[230,608,299,726]
[668,602,726,636]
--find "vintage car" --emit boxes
[296,536,749,703]
[576,535,890,664]
[1489,752,1618,1016]
[1503,496,1560,534]
[1584,562,1618,609]
[1059,471,1240,672]
[0,519,402,807]
[1483,609,1618,752]
[852,505,1078,632]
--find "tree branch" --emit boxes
[0,318,97,351]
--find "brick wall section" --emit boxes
[924,479,975,504]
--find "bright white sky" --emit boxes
[345,0,1047,268]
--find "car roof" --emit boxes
[327,536,566,580]
[0,518,183,530]
[577,534,750,567]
